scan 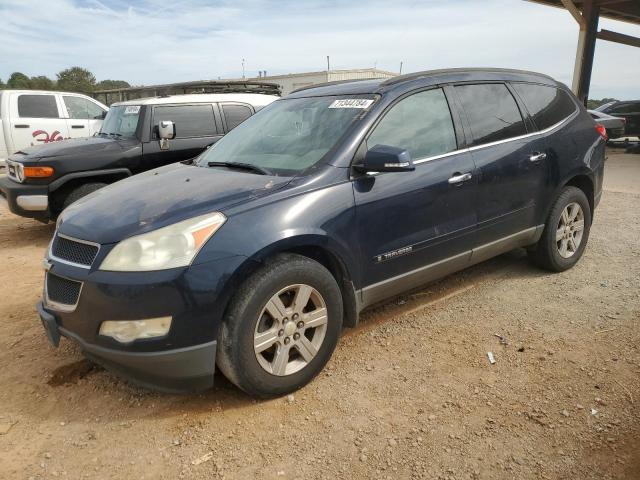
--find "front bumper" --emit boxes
[38,249,248,392]
[0,175,50,221]
[38,302,217,392]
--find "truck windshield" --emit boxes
[197,95,377,175]
[100,105,141,137]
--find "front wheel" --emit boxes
[528,186,592,272]
[216,254,343,398]
[62,182,107,209]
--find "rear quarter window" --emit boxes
[222,104,253,131]
[18,94,59,118]
[152,104,218,138]
[512,83,576,131]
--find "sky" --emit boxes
[0,0,638,99]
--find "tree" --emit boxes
[0,78,5,89]
[56,67,96,93]
[95,79,131,91]
[7,72,31,89]
[29,75,55,90]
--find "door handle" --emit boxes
[71,125,85,129]
[529,152,547,162]
[448,172,472,184]
[14,124,29,128]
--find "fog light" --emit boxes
[99,317,172,343]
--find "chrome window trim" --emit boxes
[44,271,84,313]
[49,232,101,270]
[409,111,575,167]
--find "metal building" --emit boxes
[250,68,397,95]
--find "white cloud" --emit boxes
[0,0,638,98]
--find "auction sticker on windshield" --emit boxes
[124,106,141,115]
[329,99,374,109]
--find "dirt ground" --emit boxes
[0,149,639,480]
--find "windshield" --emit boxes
[197,95,376,175]
[99,105,141,137]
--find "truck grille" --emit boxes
[46,273,82,307]
[51,235,99,267]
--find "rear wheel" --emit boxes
[528,186,591,272]
[216,254,343,398]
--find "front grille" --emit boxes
[52,235,99,267]
[46,273,82,307]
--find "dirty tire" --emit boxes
[528,186,592,272]
[62,182,107,209]
[216,254,343,398]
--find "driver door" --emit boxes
[352,88,478,306]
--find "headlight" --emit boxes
[99,212,226,271]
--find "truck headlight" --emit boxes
[99,317,172,343]
[99,212,226,271]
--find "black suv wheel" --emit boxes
[528,186,592,272]
[216,254,343,398]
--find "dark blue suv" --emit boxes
[37,69,606,397]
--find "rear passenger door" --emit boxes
[454,83,548,245]
[353,88,477,304]
[142,103,223,170]
[9,93,69,151]
[220,103,253,132]
[62,95,108,138]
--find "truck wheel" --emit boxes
[216,254,343,398]
[62,182,107,209]
[528,186,592,272]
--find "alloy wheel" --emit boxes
[556,202,585,258]
[253,284,328,376]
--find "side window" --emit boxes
[455,83,526,146]
[511,83,576,130]
[63,96,105,119]
[152,104,217,138]
[222,104,253,131]
[17,95,59,118]
[367,88,457,160]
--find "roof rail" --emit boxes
[381,67,555,87]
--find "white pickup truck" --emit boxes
[0,90,108,170]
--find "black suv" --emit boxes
[38,69,605,397]
[0,93,277,222]
[595,100,640,137]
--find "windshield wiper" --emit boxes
[207,161,272,176]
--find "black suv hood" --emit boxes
[59,163,293,244]
[14,136,138,161]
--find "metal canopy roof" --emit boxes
[528,0,640,25]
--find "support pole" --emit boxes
[571,0,599,105]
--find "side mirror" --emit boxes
[158,120,176,140]
[354,144,414,173]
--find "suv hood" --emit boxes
[59,162,293,244]
[13,136,138,161]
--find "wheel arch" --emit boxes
[563,173,594,218]
[219,235,360,330]
[49,169,132,213]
